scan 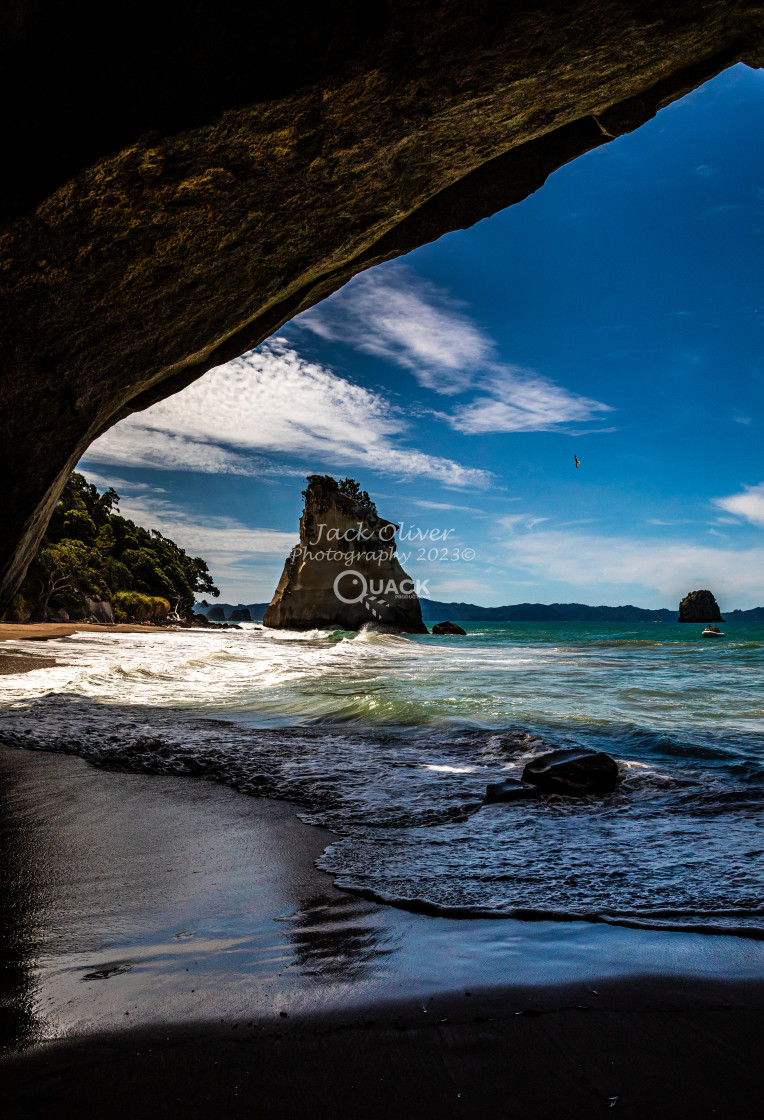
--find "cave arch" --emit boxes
[1,1,762,610]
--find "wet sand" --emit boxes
[2,744,764,1117]
[0,651,60,675]
[0,621,177,644]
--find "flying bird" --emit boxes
[574,454,580,469]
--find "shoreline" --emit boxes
[2,743,764,1116]
[0,622,194,674]
[0,621,181,643]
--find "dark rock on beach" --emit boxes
[522,748,620,795]
[432,620,467,635]
[484,778,539,804]
[678,589,724,623]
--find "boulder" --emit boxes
[432,620,467,635]
[264,476,427,633]
[484,778,538,803]
[678,589,724,623]
[192,613,212,626]
[207,606,226,622]
[229,608,252,622]
[84,598,114,624]
[522,748,619,795]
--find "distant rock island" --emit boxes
[678,589,724,623]
[263,476,427,633]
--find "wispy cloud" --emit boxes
[80,472,167,495]
[298,267,613,433]
[499,514,549,532]
[647,518,696,526]
[412,500,483,513]
[298,269,489,394]
[84,339,491,489]
[714,482,764,528]
[447,368,612,435]
[500,524,764,601]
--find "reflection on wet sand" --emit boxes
[284,893,395,980]
[0,743,359,1045]
[4,740,764,1063]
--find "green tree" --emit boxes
[37,540,103,616]
[338,481,374,515]
[303,475,377,514]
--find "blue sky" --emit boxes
[82,64,764,609]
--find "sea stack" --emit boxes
[678,589,724,623]
[264,476,428,633]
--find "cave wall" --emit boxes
[1,1,762,609]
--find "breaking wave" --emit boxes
[1,620,764,934]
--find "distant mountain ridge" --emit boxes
[196,600,764,623]
[196,602,270,621]
[420,600,764,623]
[420,600,677,622]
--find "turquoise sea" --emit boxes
[1,620,763,932]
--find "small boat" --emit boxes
[701,626,725,637]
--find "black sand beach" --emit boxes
[2,743,764,1117]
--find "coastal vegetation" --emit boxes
[2,473,218,623]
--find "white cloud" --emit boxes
[298,269,489,394]
[499,514,549,532]
[647,518,696,526]
[298,266,612,432]
[500,524,764,602]
[78,472,167,495]
[447,368,612,434]
[84,339,490,489]
[85,428,277,477]
[714,482,764,528]
[411,500,483,513]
